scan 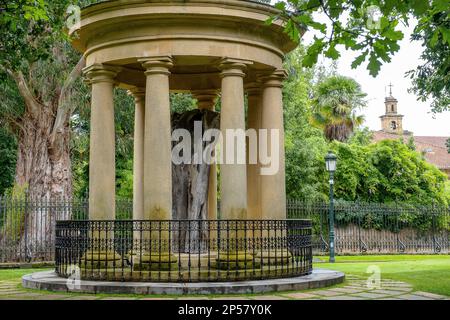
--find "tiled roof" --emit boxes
[372,131,450,170]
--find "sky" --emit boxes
[278,2,450,137]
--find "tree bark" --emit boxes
[6,55,85,260]
[15,110,72,199]
[171,109,219,253]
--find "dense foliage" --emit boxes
[283,48,329,201]
[311,75,367,142]
[0,0,52,72]
[406,5,450,113]
[281,49,449,205]
[0,128,17,195]
[329,139,449,205]
[0,1,448,206]
[274,0,450,113]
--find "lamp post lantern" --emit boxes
[325,151,337,263]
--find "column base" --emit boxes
[212,252,260,270]
[131,251,179,271]
[79,250,123,269]
[255,249,292,265]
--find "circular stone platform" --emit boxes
[22,269,344,295]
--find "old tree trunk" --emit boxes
[171,109,219,252]
[4,50,85,260]
[15,106,72,199]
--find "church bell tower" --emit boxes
[380,83,403,134]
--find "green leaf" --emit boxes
[380,17,390,30]
[274,2,286,10]
[373,41,391,63]
[429,30,439,47]
[431,0,449,12]
[342,37,357,49]
[367,53,381,77]
[265,16,276,25]
[296,14,326,33]
[284,20,300,42]
[303,38,325,67]
[409,0,430,15]
[310,21,327,33]
[440,27,450,45]
[351,51,368,69]
[306,0,320,8]
[325,45,340,59]
[383,28,404,41]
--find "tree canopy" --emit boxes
[0,1,448,205]
[311,75,367,142]
[329,139,449,204]
[281,48,449,205]
[274,0,450,113]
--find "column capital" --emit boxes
[83,63,122,85]
[191,89,219,96]
[139,56,173,76]
[128,87,145,103]
[258,69,288,88]
[245,82,262,96]
[219,58,253,78]
[192,89,218,111]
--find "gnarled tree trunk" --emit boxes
[5,53,85,261]
[171,109,219,253]
[15,110,72,199]
[14,108,72,260]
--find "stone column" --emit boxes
[128,88,145,260]
[84,63,121,221]
[139,56,173,221]
[245,84,262,220]
[82,63,122,268]
[219,59,250,220]
[215,58,255,270]
[192,90,218,222]
[129,88,145,221]
[259,70,287,220]
[258,70,289,266]
[137,56,177,270]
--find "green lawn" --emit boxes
[0,268,51,281]
[1,255,449,298]
[315,255,450,296]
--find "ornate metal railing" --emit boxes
[287,200,450,254]
[55,219,312,282]
[2,197,449,263]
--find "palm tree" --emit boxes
[311,75,367,142]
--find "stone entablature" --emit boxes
[70,0,298,92]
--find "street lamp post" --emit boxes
[325,151,337,263]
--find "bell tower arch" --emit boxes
[380,83,403,134]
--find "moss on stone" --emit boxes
[132,262,180,272]
[212,260,261,270]
[82,251,122,261]
[130,252,178,263]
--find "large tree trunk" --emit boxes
[5,54,85,261]
[171,109,219,253]
[15,109,72,260]
[16,111,72,199]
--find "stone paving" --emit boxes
[0,275,448,300]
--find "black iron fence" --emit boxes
[287,199,450,254]
[1,197,449,264]
[0,196,130,263]
[55,219,312,282]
